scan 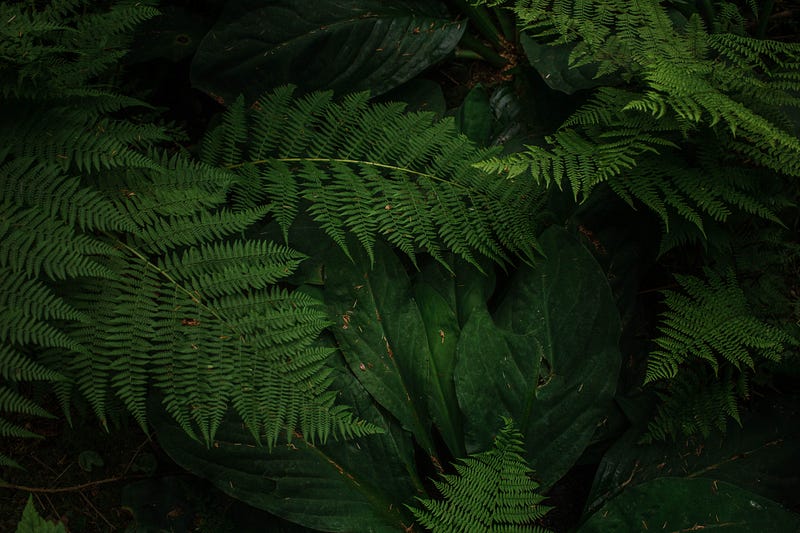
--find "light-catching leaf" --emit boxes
[191,0,465,104]
[324,240,465,458]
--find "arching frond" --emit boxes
[205,86,544,268]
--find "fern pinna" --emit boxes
[201,86,543,269]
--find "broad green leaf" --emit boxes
[191,0,466,105]
[585,395,800,516]
[153,360,421,532]
[455,84,492,146]
[520,34,608,95]
[579,478,800,532]
[324,242,464,458]
[379,79,447,119]
[412,263,468,457]
[456,226,621,487]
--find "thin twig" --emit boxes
[52,461,74,484]
[0,474,147,494]
[121,435,153,476]
[30,454,58,476]
[79,490,115,530]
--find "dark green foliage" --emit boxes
[472,0,800,445]
[580,477,800,532]
[3,0,800,529]
[190,0,466,104]
[646,269,791,382]
[410,418,551,533]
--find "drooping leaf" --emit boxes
[578,478,800,532]
[455,226,621,486]
[191,0,466,104]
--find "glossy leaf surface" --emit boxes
[585,395,800,516]
[191,0,465,104]
[324,241,464,458]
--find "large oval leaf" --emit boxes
[152,361,422,532]
[455,226,622,487]
[191,0,465,104]
[579,478,800,532]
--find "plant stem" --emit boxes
[459,33,508,69]
[493,5,517,42]
[449,0,501,47]
[455,49,485,61]
[696,0,719,33]
[756,0,775,39]
[0,475,148,494]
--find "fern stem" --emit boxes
[228,157,474,192]
[109,236,240,335]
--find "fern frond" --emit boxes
[0,201,119,280]
[210,86,542,268]
[410,417,552,532]
[133,206,269,253]
[0,418,43,439]
[0,0,160,97]
[0,346,63,382]
[645,269,790,383]
[0,387,55,419]
[643,368,740,443]
[1,0,377,458]
[160,240,306,299]
[0,158,132,232]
